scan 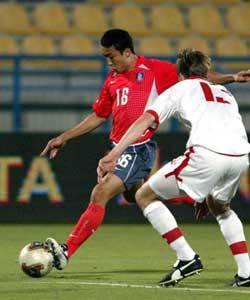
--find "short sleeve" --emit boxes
[92,79,112,118]
[153,60,179,94]
[146,84,179,124]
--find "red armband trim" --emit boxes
[146,109,159,131]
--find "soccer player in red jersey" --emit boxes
[40,29,250,271]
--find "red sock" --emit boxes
[166,196,195,206]
[230,241,248,255]
[162,227,183,244]
[66,202,105,257]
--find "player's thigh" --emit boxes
[171,147,226,202]
[146,148,214,201]
[210,155,249,203]
[91,173,125,206]
[122,180,144,203]
[114,140,157,191]
[135,182,160,209]
[147,161,182,200]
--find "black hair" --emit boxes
[100,29,135,54]
[176,48,211,78]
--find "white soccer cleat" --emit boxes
[45,237,68,270]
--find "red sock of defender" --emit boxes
[143,201,195,261]
[66,202,105,257]
[162,227,195,261]
[230,241,248,255]
[217,210,250,278]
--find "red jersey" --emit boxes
[92,56,178,144]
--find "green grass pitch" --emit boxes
[1,223,250,300]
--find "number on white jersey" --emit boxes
[200,82,230,104]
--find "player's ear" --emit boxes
[124,48,131,57]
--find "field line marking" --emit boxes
[37,281,250,294]
[1,280,250,294]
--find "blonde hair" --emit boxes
[177,48,211,78]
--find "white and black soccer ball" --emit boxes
[19,242,54,278]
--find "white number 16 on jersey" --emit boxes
[116,88,129,106]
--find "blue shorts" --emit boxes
[111,140,157,190]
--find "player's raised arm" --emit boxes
[207,69,250,84]
[98,112,155,177]
[40,112,106,159]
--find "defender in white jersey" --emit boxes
[146,76,250,203]
[99,49,250,287]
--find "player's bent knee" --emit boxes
[217,209,234,221]
[135,183,155,210]
[207,196,230,217]
[90,183,111,206]
[135,188,144,208]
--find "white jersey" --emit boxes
[147,77,250,155]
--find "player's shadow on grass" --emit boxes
[206,267,232,273]
[49,269,166,279]
[1,288,81,296]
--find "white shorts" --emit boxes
[148,146,249,203]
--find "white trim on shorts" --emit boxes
[123,145,138,183]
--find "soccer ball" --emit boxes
[19,241,54,278]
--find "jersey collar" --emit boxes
[123,55,144,75]
[188,75,207,80]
